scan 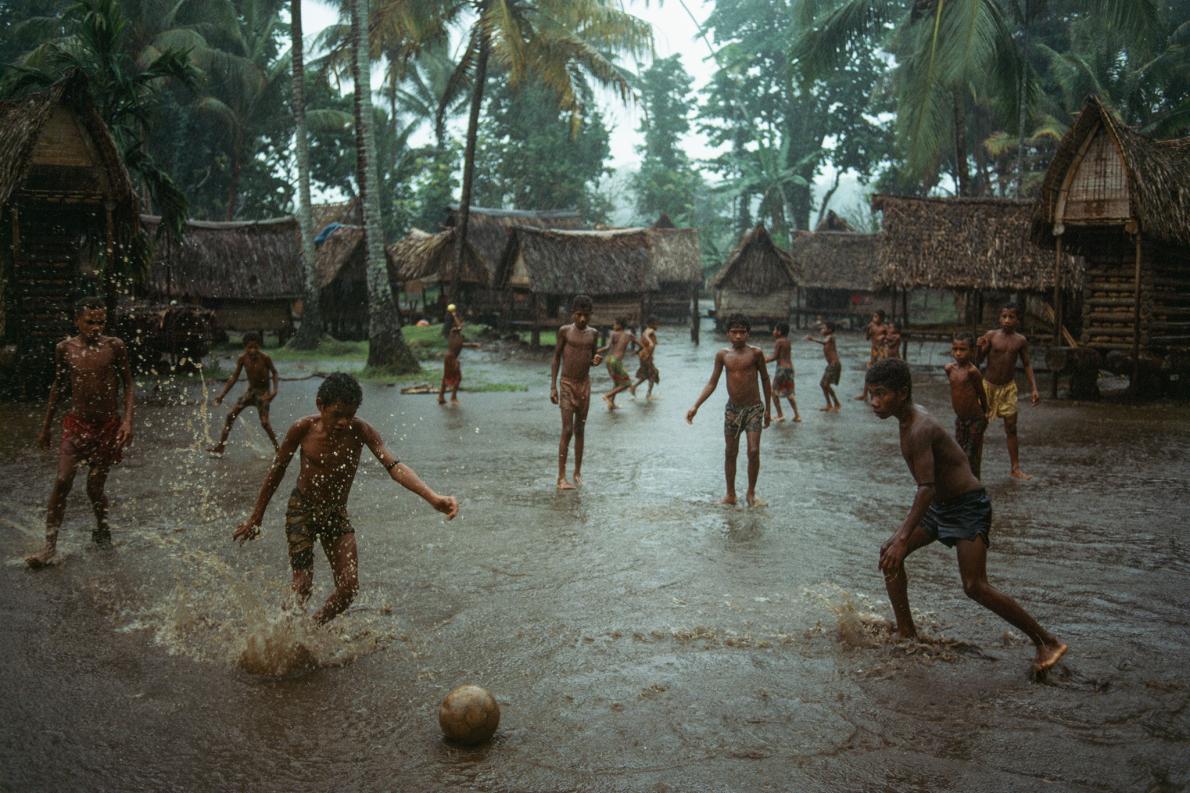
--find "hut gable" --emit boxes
[1033,95,1190,248]
[496,227,657,296]
[646,226,702,286]
[444,206,587,279]
[387,228,487,286]
[814,210,854,233]
[311,198,361,233]
[792,231,881,291]
[314,224,366,288]
[143,215,305,300]
[874,195,1070,291]
[710,224,798,293]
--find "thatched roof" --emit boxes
[646,226,702,286]
[652,212,677,229]
[387,228,487,286]
[792,231,881,291]
[1032,95,1190,249]
[311,198,361,233]
[873,195,1072,291]
[710,224,799,292]
[496,227,657,296]
[815,209,854,232]
[444,205,587,278]
[142,215,304,300]
[0,70,136,213]
[315,224,365,289]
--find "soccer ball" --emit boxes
[438,684,500,745]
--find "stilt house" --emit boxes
[709,224,799,331]
[790,231,883,329]
[646,213,703,334]
[313,224,369,340]
[387,228,486,319]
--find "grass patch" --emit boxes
[515,329,557,348]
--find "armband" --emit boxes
[385,458,401,471]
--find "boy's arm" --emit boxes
[757,348,773,426]
[879,428,937,572]
[971,368,989,414]
[1019,340,1040,404]
[362,422,458,519]
[803,335,824,345]
[267,355,280,400]
[38,343,68,447]
[975,331,992,366]
[214,357,244,404]
[114,338,135,447]
[233,419,305,543]
[550,327,567,404]
[687,351,725,423]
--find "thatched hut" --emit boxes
[1031,95,1190,391]
[709,224,799,331]
[313,224,370,339]
[142,215,303,342]
[815,209,855,232]
[790,231,883,329]
[0,71,139,396]
[495,226,657,345]
[387,227,486,318]
[646,213,702,337]
[311,198,361,233]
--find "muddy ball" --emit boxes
[438,684,500,745]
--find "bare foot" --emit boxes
[557,479,576,491]
[437,396,446,405]
[450,396,459,403]
[793,415,802,422]
[604,396,617,411]
[573,474,583,488]
[831,405,841,412]
[721,495,737,506]
[775,415,786,423]
[818,406,832,412]
[1010,468,1033,480]
[746,493,766,507]
[1033,641,1068,672]
[25,545,57,569]
[207,444,225,455]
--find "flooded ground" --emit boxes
[2,323,1188,792]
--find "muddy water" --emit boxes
[2,326,1188,792]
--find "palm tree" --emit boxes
[287,0,323,348]
[442,0,653,303]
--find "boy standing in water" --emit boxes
[946,333,989,478]
[27,297,135,567]
[439,307,480,405]
[233,373,458,624]
[805,321,842,412]
[883,321,903,360]
[865,358,1066,673]
[632,316,660,399]
[767,322,800,422]
[976,304,1039,479]
[209,332,279,454]
[686,314,772,506]
[550,294,603,490]
[598,317,637,410]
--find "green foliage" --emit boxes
[630,55,705,223]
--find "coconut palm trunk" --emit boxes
[289,0,323,348]
[350,0,418,371]
[450,30,490,306]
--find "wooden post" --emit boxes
[104,201,116,312]
[530,293,541,348]
[1051,236,1064,398]
[690,285,699,344]
[1131,230,1143,392]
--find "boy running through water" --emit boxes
[631,317,661,399]
[598,318,637,410]
[976,304,1040,480]
[946,333,989,478]
[27,297,135,567]
[686,314,772,506]
[805,321,842,412]
[439,307,480,405]
[767,322,800,422]
[232,373,458,624]
[550,295,603,490]
[865,358,1066,673]
[209,332,279,454]
[855,310,887,400]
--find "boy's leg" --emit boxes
[1003,414,1030,479]
[788,395,801,421]
[955,538,1066,669]
[209,404,243,453]
[971,429,985,480]
[291,566,313,607]
[258,406,279,450]
[438,379,447,405]
[828,386,841,410]
[882,525,935,639]
[451,382,460,402]
[557,409,575,489]
[27,452,81,566]
[819,382,832,410]
[572,402,589,485]
[313,532,359,624]
[744,429,761,506]
[86,463,112,546]
[723,433,739,504]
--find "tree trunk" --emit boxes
[351,0,418,372]
[451,30,491,307]
[1016,5,1029,197]
[953,91,970,197]
[288,0,324,348]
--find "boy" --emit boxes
[855,310,887,400]
[631,316,661,399]
[946,333,989,478]
[805,321,842,412]
[865,358,1067,673]
[883,321,903,360]
[766,322,800,422]
[976,304,1040,480]
[232,373,458,624]
[550,295,603,490]
[598,318,637,409]
[686,314,772,506]
[27,297,135,567]
[209,332,280,454]
[439,308,480,405]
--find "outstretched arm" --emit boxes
[38,344,68,447]
[233,420,305,543]
[550,327,567,404]
[115,339,135,447]
[879,429,936,572]
[687,351,725,423]
[215,357,244,404]
[1020,342,1040,404]
[363,423,458,519]
[804,335,825,345]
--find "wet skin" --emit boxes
[805,329,841,410]
[976,309,1039,479]
[631,325,659,397]
[439,312,479,404]
[945,342,988,421]
[211,342,280,452]
[855,315,886,400]
[766,332,800,422]
[598,326,638,406]
[550,311,603,489]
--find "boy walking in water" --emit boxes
[209,332,279,454]
[855,310,887,400]
[946,333,989,478]
[687,314,772,506]
[866,358,1066,673]
[883,321,903,360]
[550,294,603,490]
[767,322,800,422]
[976,304,1039,479]
[598,317,637,410]
[439,307,480,405]
[805,321,842,412]
[631,316,660,399]
[27,297,135,567]
[233,373,457,624]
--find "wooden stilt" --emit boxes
[1131,230,1143,392]
[690,285,700,344]
[1052,236,1064,398]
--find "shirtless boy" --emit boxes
[855,310,887,400]
[686,314,772,506]
[767,322,800,422]
[946,333,989,478]
[439,308,480,405]
[550,295,603,489]
[598,318,637,409]
[631,316,660,399]
[209,332,279,454]
[883,321,903,360]
[27,297,135,567]
[865,358,1066,673]
[232,373,458,624]
[976,304,1040,479]
[805,321,842,412]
